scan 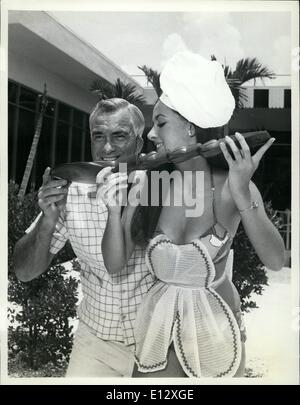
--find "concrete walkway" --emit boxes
[243,267,298,380]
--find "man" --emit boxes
[13,98,155,377]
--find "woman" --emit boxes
[99,52,285,378]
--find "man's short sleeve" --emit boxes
[25,212,69,255]
[49,214,69,255]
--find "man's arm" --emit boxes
[14,215,55,282]
[13,167,69,282]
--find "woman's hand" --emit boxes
[96,167,128,214]
[220,133,275,209]
[220,133,285,270]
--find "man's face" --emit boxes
[90,109,138,162]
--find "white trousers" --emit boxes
[65,322,135,378]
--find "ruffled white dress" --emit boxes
[134,231,242,378]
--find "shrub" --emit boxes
[232,201,283,311]
[8,181,78,371]
[8,265,78,370]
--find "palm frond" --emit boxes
[209,55,275,108]
[114,78,146,104]
[138,65,162,97]
[90,78,115,100]
[224,65,233,79]
[226,78,246,109]
[90,77,145,105]
[232,57,275,85]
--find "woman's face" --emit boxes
[147,100,196,152]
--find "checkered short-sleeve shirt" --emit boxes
[29,182,155,346]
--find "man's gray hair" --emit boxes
[89,98,145,138]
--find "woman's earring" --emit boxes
[188,128,194,137]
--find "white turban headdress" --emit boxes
[160,51,235,128]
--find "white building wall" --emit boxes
[9,50,99,113]
[269,88,284,108]
[241,86,289,108]
[143,87,158,105]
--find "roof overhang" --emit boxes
[8,10,143,94]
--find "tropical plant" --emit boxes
[211,56,275,134]
[215,56,275,108]
[138,65,162,97]
[17,84,48,200]
[8,264,78,371]
[90,77,146,105]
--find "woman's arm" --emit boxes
[97,168,129,274]
[99,168,146,274]
[220,133,285,271]
[102,210,127,274]
[236,181,285,270]
[101,203,138,274]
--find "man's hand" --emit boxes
[37,167,69,226]
[96,167,128,214]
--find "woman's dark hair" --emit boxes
[171,107,225,144]
[130,162,174,247]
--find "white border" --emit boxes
[0,0,299,386]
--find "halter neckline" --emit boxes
[155,166,232,243]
